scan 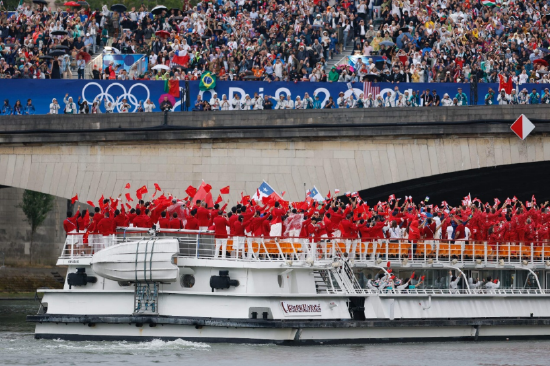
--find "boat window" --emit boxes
[181,274,195,288]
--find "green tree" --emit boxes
[18,190,55,265]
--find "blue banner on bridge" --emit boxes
[0,80,547,115]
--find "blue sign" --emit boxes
[103,54,148,74]
[0,80,548,115]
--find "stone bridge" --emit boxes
[0,105,548,204]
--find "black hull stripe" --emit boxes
[34,333,550,345]
[28,314,550,328]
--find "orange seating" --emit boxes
[509,244,521,257]
[496,244,509,258]
[376,241,388,256]
[438,242,451,257]
[365,242,375,254]
[226,239,234,252]
[388,242,400,256]
[336,242,347,253]
[473,244,486,258]
[415,242,433,257]
[450,244,463,257]
[534,246,543,259]
[247,241,260,255]
[463,244,474,258]
[401,243,412,255]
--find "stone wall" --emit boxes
[0,136,546,204]
[1,105,549,144]
[0,187,67,266]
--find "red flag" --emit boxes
[86,200,95,207]
[154,183,161,191]
[71,194,78,204]
[215,194,223,204]
[421,275,425,281]
[388,194,395,201]
[167,79,180,98]
[136,185,148,200]
[186,185,197,197]
[204,183,212,193]
[172,54,190,67]
[125,203,131,210]
[125,183,131,189]
[256,188,260,198]
[98,195,104,209]
[220,186,230,194]
[326,191,331,199]
[125,193,133,202]
[386,261,391,268]
[498,74,513,95]
[242,195,251,205]
[281,191,286,197]
[192,181,214,207]
[411,272,415,279]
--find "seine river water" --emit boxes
[1,300,549,366]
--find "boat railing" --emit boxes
[59,230,550,269]
[367,288,550,296]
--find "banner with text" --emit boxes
[0,80,547,115]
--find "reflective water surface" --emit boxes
[1,300,549,366]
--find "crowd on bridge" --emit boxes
[63,182,550,260]
[1,0,550,87]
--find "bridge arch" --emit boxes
[0,135,547,203]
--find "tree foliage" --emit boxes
[19,190,55,235]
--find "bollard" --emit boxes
[163,110,168,125]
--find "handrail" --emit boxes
[59,233,550,273]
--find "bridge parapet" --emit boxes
[0,105,549,144]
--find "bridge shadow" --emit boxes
[358,161,550,207]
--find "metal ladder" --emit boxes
[133,239,160,314]
[134,282,159,314]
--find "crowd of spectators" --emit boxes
[1,0,550,85]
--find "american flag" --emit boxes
[363,82,380,98]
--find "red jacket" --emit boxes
[63,211,80,233]
[213,216,229,238]
[169,218,183,229]
[97,217,116,235]
[158,217,171,229]
[185,216,199,230]
[133,214,152,228]
[196,207,211,227]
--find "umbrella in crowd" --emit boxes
[534,59,549,66]
[78,1,89,7]
[32,0,48,4]
[151,5,168,15]
[158,93,176,107]
[380,40,395,47]
[538,48,550,54]
[152,64,170,71]
[155,30,170,39]
[51,30,68,36]
[78,51,91,63]
[39,55,53,59]
[110,4,127,12]
[396,32,413,48]
[54,45,69,50]
[63,1,80,7]
[49,49,66,56]
[364,74,382,81]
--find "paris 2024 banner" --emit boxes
[0,79,545,115]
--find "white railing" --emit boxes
[368,288,550,296]
[86,53,103,79]
[59,231,550,270]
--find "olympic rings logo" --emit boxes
[81,82,151,113]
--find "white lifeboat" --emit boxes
[91,239,179,283]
